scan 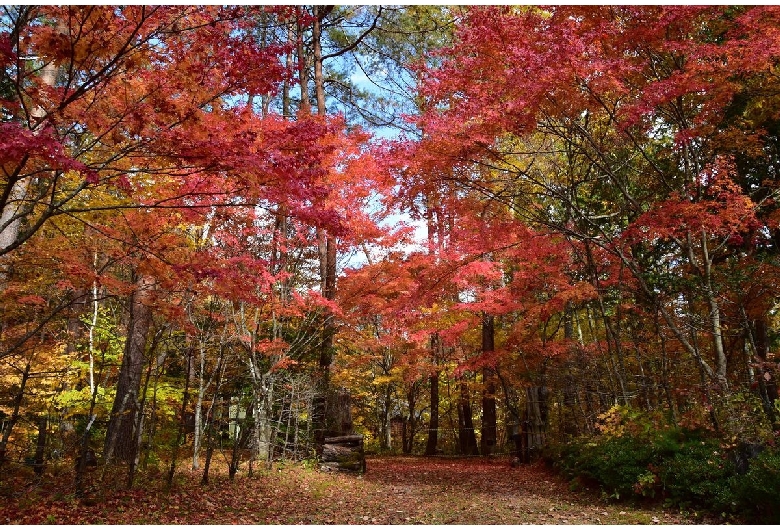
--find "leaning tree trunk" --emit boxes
[0,361,31,465]
[104,274,154,464]
[0,51,59,263]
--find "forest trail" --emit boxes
[307,456,702,525]
[0,456,707,524]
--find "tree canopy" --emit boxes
[1,5,780,521]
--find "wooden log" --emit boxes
[324,434,363,446]
[321,434,365,473]
[322,443,355,461]
[321,459,364,472]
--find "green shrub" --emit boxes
[547,406,780,522]
[657,438,736,512]
[550,407,684,500]
[732,448,780,522]
[550,436,656,500]
[584,436,657,499]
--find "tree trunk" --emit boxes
[200,413,215,486]
[379,386,392,451]
[333,388,354,436]
[104,274,154,464]
[424,370,440,456]
[561,382,579,437]
[457,380,479,455]
[0,361,31,465]
[32,416,47,476]
[524,386,549,462]
[403,382,417,454]
[481,314,497,455]
[561,304,581,437]
[200,355,226,486]
[167,347,193,489]
[252,375,274,462]
[310,6,340,452]
[313,5,328,117]
[0,55,58,261]
[65,288,88,355]
[296,8,311,115]
[750,316,778,427]
[229,404,252,480]
[74,414,98,498]
[698,232,728,389]
[127,335,159,488]
[192,343,207,470]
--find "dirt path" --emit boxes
[263,456,702,525]
[0,455,709,524]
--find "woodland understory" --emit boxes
[2,5,780,524]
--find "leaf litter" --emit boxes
[0,456,715,524]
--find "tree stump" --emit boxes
[320,434,365,473]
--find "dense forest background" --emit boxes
[1,5,780,518]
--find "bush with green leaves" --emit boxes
[549,406,691,500]
[551,436,656,500]
[547,405,780,522]
[732,448,780,522]
[657,438,736,512]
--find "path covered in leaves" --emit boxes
[1,456,708,524]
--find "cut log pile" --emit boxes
[320,434,365,473]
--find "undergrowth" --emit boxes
[546,404,780,523]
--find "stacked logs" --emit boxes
[320,434,365,473]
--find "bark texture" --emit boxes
[321,434,365,473]
[104,275,154,463]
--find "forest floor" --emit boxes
[0,455,724,524]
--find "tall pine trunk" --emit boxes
[309,5,340,452]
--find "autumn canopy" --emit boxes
[1,4,779,519]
